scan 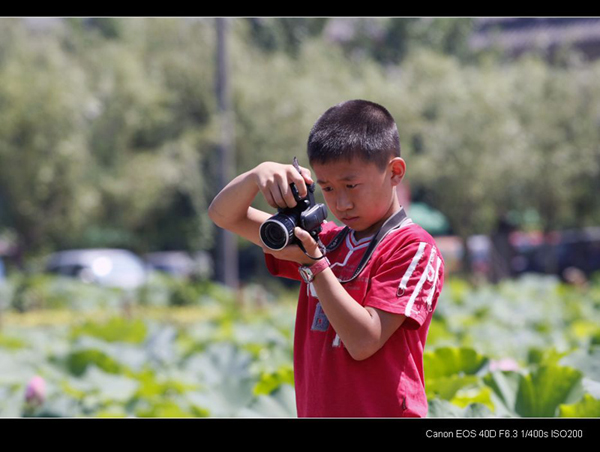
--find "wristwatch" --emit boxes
[299,258,330,284]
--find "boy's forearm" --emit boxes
[310,269,392,361]
[281,227,404,361]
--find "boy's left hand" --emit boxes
[261,227,323,266]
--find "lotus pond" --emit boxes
[1,271,600,417]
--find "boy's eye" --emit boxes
[346,184,359,189]
[322,187,333,192]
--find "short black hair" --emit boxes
[307,99,401,170]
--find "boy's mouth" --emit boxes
[342,216,359,223]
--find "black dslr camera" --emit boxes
[259,159,328,251]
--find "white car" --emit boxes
[46,248,148,290]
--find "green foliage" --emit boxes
[424,347,492,410]
[70,317,147,343]
[2,271,238,315]
[8,273,124,312]
[423,274,600,417]
[0,18,217,255]
[559,394,600,417]
[424,346,488,380]
[65,349,125,377]
[401,50,600,238]
[1,274,600,417]
[427,398,493,418]
[239,384,297,417]
[515,364,583,417]
[254,365,294,396]
[433,274,600,360]
[334,18,476,65]
[245,18,329,57]
[0,274,299,417]
[0,334,25,350]
[482,364,584,418]
[137,273,230,308]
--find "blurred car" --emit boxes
[45,248,148,290]
[143,250,213,280]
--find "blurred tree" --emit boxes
[76,18,218,254]
[406,18,475,62]
[228,21,394,213]
[65,17,124,40]
[326,18,476,65]
[245,18,329,57]
[395,50,600,274]
[0,20,95,259]
[1,17,599,283]
[0,18,218,257]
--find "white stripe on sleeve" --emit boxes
[425,256,442,310]
[397,242,427,297]
[404,247,437,317]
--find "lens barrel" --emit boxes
[259,214,296,250]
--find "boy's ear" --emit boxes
[388,157,406,185]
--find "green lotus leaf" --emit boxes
[239,384,297,417]
[426,374,480,401]
[66,349,124,376]
[451,385,495,411]
[559,394,600,417]
[71,316,147,344]
[253,364,294,396]
[484,364,583,417]
[424,346,488,380]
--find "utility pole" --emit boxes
[214,17,239,289]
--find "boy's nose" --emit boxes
[336,195,353,212]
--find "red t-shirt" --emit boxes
[265,217,444,418]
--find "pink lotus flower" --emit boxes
[489,358,520,372]
[25,375,46,406]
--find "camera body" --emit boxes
[259,182,328,251]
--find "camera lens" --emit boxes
[260,215,296,250]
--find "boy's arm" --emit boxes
[208,161,314,249]
[269,228,406,361]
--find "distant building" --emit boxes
[470,17,600,60]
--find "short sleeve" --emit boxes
[364,240,444,329]
[264,253,302,281]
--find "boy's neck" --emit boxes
[353,229,374,241]
[352,203,404,241]
[351,229,374,243]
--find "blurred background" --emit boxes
[1,17,600,418]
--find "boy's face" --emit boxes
[313,157,406,240]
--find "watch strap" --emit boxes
[299,257,330,283]
[308,257,330,277]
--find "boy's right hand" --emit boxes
[253,161,314,210]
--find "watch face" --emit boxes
[300,266,313,283]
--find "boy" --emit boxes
[208,99,444,417]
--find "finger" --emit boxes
[294,227,314,245]
[260,187,278,209]
[288,168,309,198]
[294,227,323,260]
[268,182,287,208]
[271,173,298,208]
[279,181,298,208]
[300,167,314,185]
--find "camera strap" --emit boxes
[325,207,409,284]
[297,235,328,261]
